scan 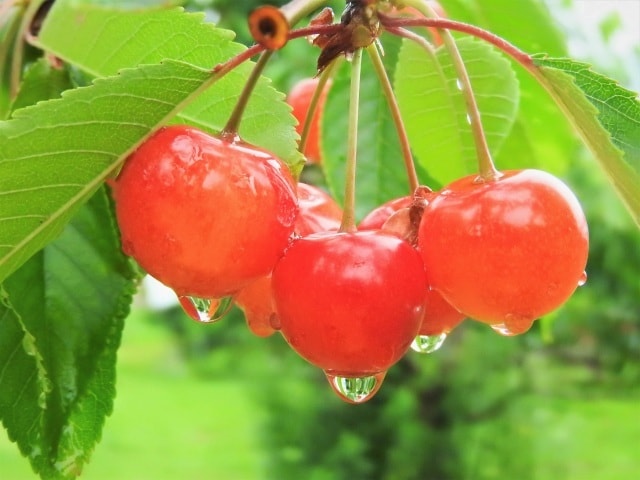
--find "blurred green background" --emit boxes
[1,0,639,478]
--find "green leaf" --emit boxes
[36,2,301,166]
[322,36,413,220]
[10,59,73,113]
[394,37,519,186]
[0,59,212,284]
[532,56,640,226]
[0,186,137,479]
[0,2,25,118]
[441,0,577,175]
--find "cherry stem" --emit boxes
[378,14,533,71]
[220,50,274,139]
[219,0,334,138]
[339,48,363,234]
[9,0,47,102]
[298,60,337,157]
[366,43,419,193]
[391,2,501,181]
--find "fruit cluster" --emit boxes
[112,0,589,403]
[113,120,588,404]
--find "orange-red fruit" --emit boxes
[287,78,330,163]
[234,183,342,337]
[420,289,466,336]
[273,231,427,376]
[418,169,589,330]
[113,125,298,298]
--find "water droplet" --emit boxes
[178,295,233,323]
[456,78,463,90]
[411,333,447,354]
[491,314,534,336]
[324,371,386,404]
[577,271,587,287]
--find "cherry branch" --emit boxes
[378,14,534,71]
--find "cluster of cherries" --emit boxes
[112,72,588,403]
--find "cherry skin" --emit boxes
[359,192,464,337]
[287,78,331,163]
[235,183,342,337]
[113,125,298,299]
[358,196,413,230]
[272,230,427,376]
[420,289,465,336]
[418,169,589,333]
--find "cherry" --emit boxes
[113,125,298,299]
[420,289,465,336]
[294,182,343,236]
[359,192,464,341]
[418,169,589,334]
[287,77,331,163]
[358,196,413,230]
[272,230,427,377]
[235,182,342,337]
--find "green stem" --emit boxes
[221,50,274,139]
[280,0,328,26]
[298,60,338,157]
[413,0,500,181]
[339,48,363,233]
[10,0,48,101]
[221,0,331,138]
[366,43,419,192]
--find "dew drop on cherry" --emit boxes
[324,371,386,404]
[491,313,534,336]
[411,333,447,354]
[178,295,234,323]
[577,271,587,287]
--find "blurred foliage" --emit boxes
[151,1,640,479]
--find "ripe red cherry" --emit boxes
[420,289,465,336]
[287,77,331,163]
[359,192,464,338]
[358,196,413,230]
[113,125,298,298]
[272,231,427,376]
[418,169,588,334]
[235,183,342,337]
[294,182,343,236]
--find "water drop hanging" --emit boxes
[324,371,386,404]
[577,271,587,287]
[491,314,534,336]
[411,333,447,354]
[178,295,234,323]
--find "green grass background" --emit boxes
[1,309,638,480]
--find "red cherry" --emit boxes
[418,169,589,333]
[234,183,342,337]
[272,231,427,376]
[420,289,465,336]
[113,125,298,298]
[358,196,413,230]
[360,193,464,339]
[295,182,343,236]
[287,78,331,163]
